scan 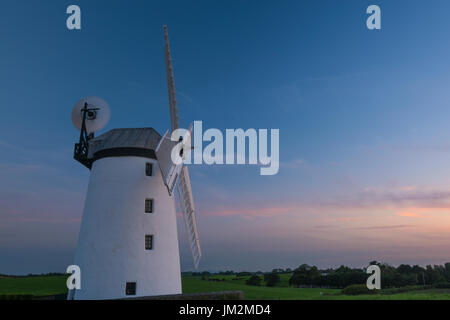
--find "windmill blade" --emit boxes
[164,25,180,131]
[155,130,183,196]
[164,25,201,268]
[177,166,202,269]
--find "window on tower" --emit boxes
[145,235,153,250]
[125,282,136,295]
[145,162,153,176]
[145,199,153,213]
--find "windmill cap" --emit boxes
[87,127,162,160]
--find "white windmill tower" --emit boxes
[69,26,201,300]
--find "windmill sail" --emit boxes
[163,25,202,269]
[155,130,183,196]
[164,25,180,132]
[177,167,201,268]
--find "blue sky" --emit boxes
[1,1,450,274]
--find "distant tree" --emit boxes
[425,265,446,285]
[289,264,310,287]
[393,273,418,287]
[323,272,340,288]
[444,263,450,282]
[246,275,262,286]
[308,266,322,286]
[397,264,412,274]
[335,265,352,274]
[342,269,366,288]
[289,272,308,287]
[201,271,210,280]
[264,273,281,287]
[369,260,380,266]
[289,264,322,287]
[380,263,398,288]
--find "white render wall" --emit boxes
[72,156,181,300]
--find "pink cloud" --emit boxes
[210,206,295,217]
[396,211,424,218]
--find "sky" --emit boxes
[1,0,450,274]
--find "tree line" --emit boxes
[189,261,450,289]
[289,261,450,288]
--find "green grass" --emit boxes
[0,276,67,297]
[182,276,450,300]
[1,274,450,300]
[182,276,339,299]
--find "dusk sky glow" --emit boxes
[1,0,450,274]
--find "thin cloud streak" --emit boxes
[396,211,424,218]
[348,225,414,231]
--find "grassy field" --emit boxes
[182,276,450,300]
[182,276,339,299]
[205,274,293,287]
[0,276,67,297]
[1,274,450,300]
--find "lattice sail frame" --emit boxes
[163,25,202,269]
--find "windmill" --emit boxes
[69,26,201,300]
